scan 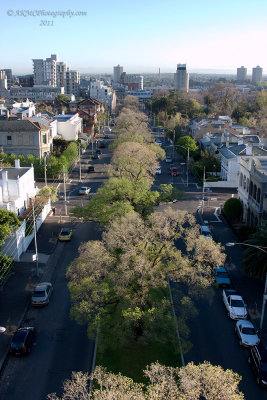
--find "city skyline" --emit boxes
[1,0,267,75]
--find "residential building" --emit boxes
[33,54,58,86]
[126,90,153,100]
[113,65,123,84]
[0,71,7,90]
[174,64,189,92]
[0,159,37,216]
[56,62,68,88]
[238,156,267,226]
[9,85,64,101]
[54,113,82,141]
[31,113,57,139]
[17,75,34,87]
[2,69,13,89]
[0,119,51,157]
[237,66,247,82]
[89,80,116,112]
[252,65,263,84]
[120,73,144,90]
[65,69,80,97]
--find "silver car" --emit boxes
[31,282,53,306]
[79,186,91,195]
[235,320,260,346]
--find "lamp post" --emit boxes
[226,242,267,330]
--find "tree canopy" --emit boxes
[242,228,267,280]
[223,198,243,221]
[0,209,21,245]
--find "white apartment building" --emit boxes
[89,80,116,112]
[252,66,263,84]
[0,160,37,216]
[33,54,58,86]
[0,71,7,90]
[56,61,68,88]
[174,64,189,92]
[237,66,247,82]
[65,69,80,97]
[54,113,82,141]
[113,65,123,83]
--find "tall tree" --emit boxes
[242,228,267,280]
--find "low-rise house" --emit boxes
[54,113,82,141]
[0,159,37,216]
[238,157,267,226]
[0,119,51,157]
[31,113,57,139]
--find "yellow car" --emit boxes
[58,228,72,241]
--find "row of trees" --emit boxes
[51,97,243,399]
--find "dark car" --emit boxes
[92,154,100,160]
[9,327,36,355]
[99,142,106,148]
[212,266,231,288]
[96,149,102,154]
[88,166,95,172]
[248,343,267,386]
[104,134,110,139]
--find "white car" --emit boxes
[31,282,53,306]
[235,320,260,347]
[79,186,91,195]
[154,167,162,175]
[165,156,173,163]
[223,289,247,320]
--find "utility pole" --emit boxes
[44,155,47,186]
[186,147,189,187]
[201,167,205,215]
[78,142,82,182]
[63,166,67,216]
[91,139,94,156]
[32,201,39,277]
[172,129,175,158]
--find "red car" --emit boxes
[170,167,179,176]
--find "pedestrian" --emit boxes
[52,207,56,216]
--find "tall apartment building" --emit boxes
[174,64,189,92]
[1,69,13,89]
[33,54,58,86]
[0,71,7,90]
[113,65,123,83]
[252,66,263,84]
[237,66,247,82]
[65,69,80,97]
[56,61,68,88]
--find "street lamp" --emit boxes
[226,242,267,330]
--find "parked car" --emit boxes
[58,227,72,241]
[199,225,212,238]
[248,343,267,386]
[236,320,260,346]
[31,282,53,306]
[79,186,91,195]
[92,154,100,160]
[222,289,247,320]
[165,156,173,163]
[9,327,36,355]
[212,266,231,288]
[96,149,102,155]
[154,167,162,175]
[170,167,179,176]
[169,164,176,170]
[155,139,162,146]
[88,166,95,172]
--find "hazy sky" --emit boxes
[1,0,266,75]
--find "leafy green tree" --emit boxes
[38,186,58,203]
[0,209,21,246]
[56,94,70,103]
[47,361,244,400]
[176,136,198,158]
[242,228,267,280]
[223,198,243,221]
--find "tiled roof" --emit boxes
[0,119,48,132]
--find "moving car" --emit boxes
[31,282,53,306]
[79,186,91,195]
[154,167,162,175]
[92,154,100,160]
[223,289,247,320]
[248,343,267,386]
[170,167,179,176]
[88,166,95,172]
[212,266,231,288]
[9,327,36,355]
[199,225,212,238]
[235,320,260,346]
[165,156,173,163]
[58,227,72,241]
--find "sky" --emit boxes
[1,0,267,75]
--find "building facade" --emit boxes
[89,80,116,112]
[33,54,58,86]
[113,65,123,84]
[54,113,82,141]
[237,66,247,82]
[174,64,189,92]
[252,66,263,84]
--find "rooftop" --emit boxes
[0,167,31,180]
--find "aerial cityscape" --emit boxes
[0,0,267,399]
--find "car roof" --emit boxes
[217,266,228,272]
[61,228,70,232]
[200,226,211,232]
[230,295,244,301]
[237,320,254,327]
[80,187,87,189]
[34,282,51,289]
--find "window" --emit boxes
[42,134,47,144]
[7,135,12,145]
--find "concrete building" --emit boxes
[54,113,82,141]
[174,64,189,92]
[0,119,51,157]
[56,61,68,88]
[89,80,116,112]
[33,54,58,86]
[65,69,80,97]
[252,65,263,84]
[1,69,13,89]
[0,71,7,90]
[9,85,64,101]
[237,66,247,82]
[113,65,123,84]
[238,156,267,226]
[0,160,37,216]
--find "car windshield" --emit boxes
[11,342,24,348]
[80,187,87,190]
[217,272,229,278]
[242,327,256,335]
[231,299,244,308]
[61,230,69,236]
[33,290,46,297]
[12,331,26,345]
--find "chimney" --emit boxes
[226,136,230,147]
[246,142,253,155]
[15,159,20,168]
[2,170,9,202]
